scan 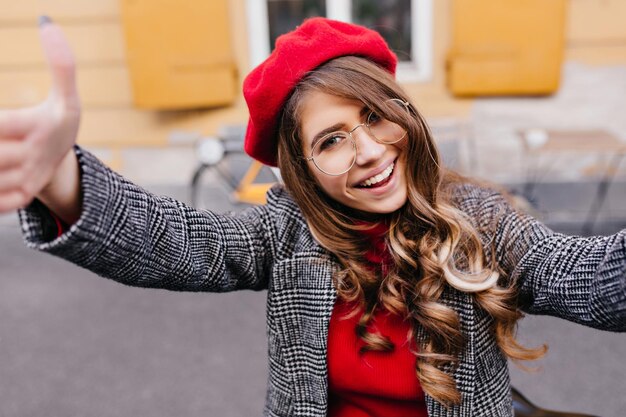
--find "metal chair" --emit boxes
[190,125,280,208]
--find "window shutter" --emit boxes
[446,0,567,96]
[120,0,237,109]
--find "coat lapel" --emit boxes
[273,253,338,417]
[424,288,477,417]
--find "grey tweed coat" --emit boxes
[20,148,626,417]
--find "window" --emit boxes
[246,0,433,82]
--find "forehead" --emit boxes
[299,91,364,141]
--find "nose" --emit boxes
[352,125,385,166]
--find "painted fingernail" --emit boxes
[38,15,53,26]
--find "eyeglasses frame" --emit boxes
[303,98,411,176]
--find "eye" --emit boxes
[318,133,347,152]
[367,110,383,126]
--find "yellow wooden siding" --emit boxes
[0,22,127,108]
[78,104,247,147]
[566,44,626,66]
[567,0,626,42]
[0,67,132,108]
[0,0,119,22]
[0,24,125,67]
[565,0,626,65]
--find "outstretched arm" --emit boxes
[458,184,625,331]
[9,19,273,292]
[20,146,274,293]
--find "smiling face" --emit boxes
[299,90,408,215]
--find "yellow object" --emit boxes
[446,0,567,96]
[233,161,275,205]
[119,0,237,109]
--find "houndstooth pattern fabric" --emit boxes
[19,148,626,417]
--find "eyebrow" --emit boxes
[309,106,372,149]
[310,123,345,149]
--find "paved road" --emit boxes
[1,183,624,417]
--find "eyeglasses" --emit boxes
[304,99,411,176]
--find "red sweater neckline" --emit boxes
[327,223,427,417]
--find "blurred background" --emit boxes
[0,0,625,416]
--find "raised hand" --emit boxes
[0,17,81,217]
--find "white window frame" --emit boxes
[246,0,433,83]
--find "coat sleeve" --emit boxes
[18,147,273,292]
[457,183,626,332]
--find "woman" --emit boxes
[1,17,624,417]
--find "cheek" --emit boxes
[394,141,410,159]
[308,166,347,198]
[397,147,410,175]
[315,176,346,198]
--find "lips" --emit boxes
[356,161,395,188]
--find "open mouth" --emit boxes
[356,160,396,189]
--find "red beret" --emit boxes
[242,17,398,167]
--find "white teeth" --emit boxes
[360,162,394,187]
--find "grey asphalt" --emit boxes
[1,183,625,417]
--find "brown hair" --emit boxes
[276,56,545,405]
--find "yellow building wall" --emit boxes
[565,0,626,65]
[0,0,250,158]
[0,0,624,165]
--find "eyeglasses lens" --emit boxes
[312,99,409,175]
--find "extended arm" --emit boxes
[20,147,273,292]
[459,184,625,331]
[2,20,272,292]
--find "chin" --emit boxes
[350,194,408,219]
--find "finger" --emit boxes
[0,168,24,193]
[0,190,30,213]
[0,141,26,170]
[38,16,78,108]
[0,108,38,139]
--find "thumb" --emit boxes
[38,16,78,107]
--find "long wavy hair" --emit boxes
[276,56,545,405]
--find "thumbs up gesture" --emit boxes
[0,17,81,215]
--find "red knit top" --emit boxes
[327,223,428,417]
